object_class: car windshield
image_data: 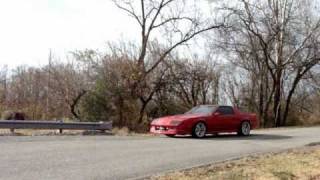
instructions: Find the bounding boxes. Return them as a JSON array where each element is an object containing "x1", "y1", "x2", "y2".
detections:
[{"x1": 185, "y1": 105, "x2": 217, "y2": 115}]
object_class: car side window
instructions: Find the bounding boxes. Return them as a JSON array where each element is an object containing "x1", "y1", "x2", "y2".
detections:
[{"x1": 216, "y1": 106, "x2": 235, "y2": 115}]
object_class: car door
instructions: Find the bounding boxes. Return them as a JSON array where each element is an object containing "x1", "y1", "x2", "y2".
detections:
[
  {"x1": 215, "y1": 106, "x2": 237, "y2": 131},
  {"x1": 206, "y1": 114, "x2": 220, "y2": 133}
]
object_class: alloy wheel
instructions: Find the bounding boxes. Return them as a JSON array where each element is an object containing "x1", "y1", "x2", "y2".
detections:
[
  {"x1": 241, "y1": 121, "x2": 251, "y2": 136},
  {"x1": 194, "y1": 122, "x2": 206, "y2": 138}
]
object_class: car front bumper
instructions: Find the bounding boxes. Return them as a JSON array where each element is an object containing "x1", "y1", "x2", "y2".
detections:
[{"x1": 150, "y1": 125, "x2": 188, "y2": 135}]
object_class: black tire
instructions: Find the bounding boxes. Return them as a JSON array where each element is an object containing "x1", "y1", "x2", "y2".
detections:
[
  {"x1": 192, "y1": 122, "x2": 207, "y2": 138},
  {"x1": 165, "y1": 134, "x2": 175, "y2": 138},
  {"x1": 238, "y1": 121, "x2": 251, "y2": 136}
]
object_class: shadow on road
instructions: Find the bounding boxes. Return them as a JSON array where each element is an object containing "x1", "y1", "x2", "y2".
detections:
[{"x1": 173, "y1": 133, "x2": 292, "y2": 141}]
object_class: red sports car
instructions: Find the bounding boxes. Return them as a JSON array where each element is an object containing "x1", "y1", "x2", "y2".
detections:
[{"x1": 150, "y1": 105, "x2": 259, "y2": 138}]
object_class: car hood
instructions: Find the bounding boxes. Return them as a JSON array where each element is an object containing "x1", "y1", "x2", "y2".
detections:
[{"x1": 151, "y1": 114, "x2": 207, "y2": 126}]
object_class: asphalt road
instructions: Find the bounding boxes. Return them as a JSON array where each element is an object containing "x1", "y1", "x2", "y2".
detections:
[{"x1": 0, "y1": 127, "x2": 320, "y2": 180}]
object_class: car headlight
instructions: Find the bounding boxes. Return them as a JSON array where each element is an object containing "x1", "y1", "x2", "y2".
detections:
[{"x1": 170, "y1": 120, "x2": 182, "y2": 126}]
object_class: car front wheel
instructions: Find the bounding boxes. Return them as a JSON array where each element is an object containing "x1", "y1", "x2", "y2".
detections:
[
  {"x1": 238, "y1": 121, "x2": 251, "y2": 136},
  {"x1": 192, "y1": 122, "x2": 207, "y2": 138}
]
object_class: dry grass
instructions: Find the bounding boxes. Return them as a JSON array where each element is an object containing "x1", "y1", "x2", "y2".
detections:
[
  {"x1": 112, "y1": 127, "x2": 131, "y2": 136},
  {"x1": 112, "y1": 127, "x2": 155, "y2": 137},
  {"x1": 151, "y1": 146, "x2": 320, "y2": 180}
]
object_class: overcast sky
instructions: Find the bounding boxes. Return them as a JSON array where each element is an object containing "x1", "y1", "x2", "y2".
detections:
[{"x1": 0, "y1": 0, "x2": 142, "y2": 68}]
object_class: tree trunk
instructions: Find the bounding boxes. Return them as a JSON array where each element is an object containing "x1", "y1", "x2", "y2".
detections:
[
  {"x1": 118, "y1": 95, "x2": 124, "y2": 127},
  {"x1": 70, "y1": 90, "x2": 87, "y2": 120},
  {"x1": 263, "y1": 80, "x2": 275, "y2": 127},
  {"x1": 138, "y1": 101, "x2": 148, "y2": 125},
  {"x1": 273, "y1": 74, "x2": 282, "y2": 127},
  {"x1": 282, "y1": 70, "x2": 304, "y2": 126},
  {"x1": 282, "y1": 86, "x2": 295, "y2": 126},
  {"x1": 258, "y1": 79, "x2": 264, "y2": 126}
]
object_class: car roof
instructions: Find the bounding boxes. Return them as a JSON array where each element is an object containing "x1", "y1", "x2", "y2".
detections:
[
  {"x1": 197, "y1": 105, "x2": 232, "y2": 107},
  {"x1": 197, "y1": 105, "x2": 218, "y2": 107}
]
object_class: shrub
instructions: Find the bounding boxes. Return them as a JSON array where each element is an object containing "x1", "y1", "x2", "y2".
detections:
[{"x1": 1, "y1": 111, "x2": 26, "y2": 120}]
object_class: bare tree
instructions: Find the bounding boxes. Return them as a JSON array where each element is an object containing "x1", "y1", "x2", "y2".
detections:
[
  {"x1": 165, "y1": 56, "x2": 221, "y2": 107},
  {"x1": 49, "y1": 60, "x2": 89, "y2": 120},
  {"x1": 113, "y1": 0, "x2": 225, "y2": 123},
  {"x1": 0, "y1": 66, "x2": 8, "y2": 109},
  {"x1": 4, "y1": 66, "x2": 47, "y2": 119},
  {"x1": 218, "y1": 0, "x2": 320, "y2": 126}
]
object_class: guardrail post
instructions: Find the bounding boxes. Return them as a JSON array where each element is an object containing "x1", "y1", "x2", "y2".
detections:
[{"x1": 59, "y1": 120, "x2": 63, "y2": 134}]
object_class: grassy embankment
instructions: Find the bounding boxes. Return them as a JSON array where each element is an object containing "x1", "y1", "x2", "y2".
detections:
[{"x1": 152, "y1": 145, "x2": 320, "y2": 180}]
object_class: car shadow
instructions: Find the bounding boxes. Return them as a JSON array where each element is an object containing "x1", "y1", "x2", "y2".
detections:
[{"x1": 173, "y1": 133, "x2": 292, "y2": 141}]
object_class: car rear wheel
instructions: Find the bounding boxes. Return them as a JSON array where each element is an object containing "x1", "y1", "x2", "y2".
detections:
[
  {"x1": 192, "y1": 122, "x2": 207, "y2": 138},
  {"x1": 238, "y1": 121, "x2": 251, "y2": 136}
]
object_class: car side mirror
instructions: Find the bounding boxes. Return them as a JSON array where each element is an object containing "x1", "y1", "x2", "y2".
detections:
[{"x1": 213, "y1": 112, "x2": 221, "y2": 116}]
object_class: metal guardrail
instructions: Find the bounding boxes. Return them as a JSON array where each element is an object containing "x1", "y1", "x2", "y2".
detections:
[{"x1": 0, "y1": 120, "x2": 112, "y2": 133}]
